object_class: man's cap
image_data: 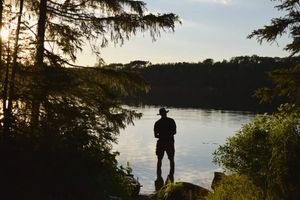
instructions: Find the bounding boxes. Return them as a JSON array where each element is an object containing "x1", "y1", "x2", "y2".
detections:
[{"x1": 158, "y1": 108, "x2": 169, "y2": 115}]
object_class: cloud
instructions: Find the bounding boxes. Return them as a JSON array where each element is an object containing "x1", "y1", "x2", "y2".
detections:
[
  {"x1": 191, "y1": 0, "x2": 234, "y2": 5},
  {"x1": 217, "y1": 0, "x2": 233, "y2": 4}
]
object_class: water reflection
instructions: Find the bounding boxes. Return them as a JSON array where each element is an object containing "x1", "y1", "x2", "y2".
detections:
[{"x1": 113, "y1": 106, "x2": 255, "y2": 194}]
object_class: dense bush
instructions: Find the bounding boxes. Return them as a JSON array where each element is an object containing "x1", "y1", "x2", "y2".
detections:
[
  {"x1": 214, "y1": 104, "x2": 300, "y2": 199},
  {"x1": 0, "y1": 129, "x2": 133, "y2": 200},
  {"x1": 0, "y1": 66, "x2": 147, "y2": 200},
  {"x1": 205, "y1": 174, "x2": 263, "y2": 200}
]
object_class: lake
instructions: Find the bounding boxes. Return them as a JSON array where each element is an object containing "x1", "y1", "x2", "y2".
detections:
[{"x1": 113, "y1": 106, "x2": 256, "y2": 194}]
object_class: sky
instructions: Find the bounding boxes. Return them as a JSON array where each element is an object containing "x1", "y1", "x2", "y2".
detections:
[{"x1": 76, "y1": 0, "x2": 291, "y2": 66}]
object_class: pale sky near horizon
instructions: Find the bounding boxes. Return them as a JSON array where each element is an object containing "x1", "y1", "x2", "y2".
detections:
[{"x1": 76, "y1": 0, "x2": 291, "y2": 66}]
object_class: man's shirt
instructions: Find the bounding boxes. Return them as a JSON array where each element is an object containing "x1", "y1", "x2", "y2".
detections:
[{"x1": 154, "y1": 117, "x2": 176, "y2": 141}]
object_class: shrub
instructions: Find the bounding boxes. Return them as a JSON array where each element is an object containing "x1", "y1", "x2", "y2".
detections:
[
  {"x1": 205, "y1": 174, "x2": 263, "y2": 200},
  {"x1": 214, "y1": 104, "x2": 300, "y2": 199}
]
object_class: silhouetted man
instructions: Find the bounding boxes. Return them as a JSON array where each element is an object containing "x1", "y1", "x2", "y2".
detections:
[{"x1": 154, "y1": 108, "x2": 176, "y2": 187}]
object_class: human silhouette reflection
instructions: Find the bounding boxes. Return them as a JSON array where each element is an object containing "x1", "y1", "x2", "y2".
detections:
[{"x1": 154, "y1": 108, "x2": 176, "y2": 190}]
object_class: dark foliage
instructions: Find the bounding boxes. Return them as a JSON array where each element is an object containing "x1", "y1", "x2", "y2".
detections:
[
  {"x1": 248, "y1": 0, "x2": 300, "y2": 106},
  {"x1": 248, "y1": 0, "x2": 300, "y2": 56},
  {"x1": 0, "y1": 132, "x2": 132, "y2": 200},
  {"x1": 119, "y1": 56, "x2": 300, "y2": 112},
  {"x1": 214, "y1": 104, "x2": 300, "y2": 199},
  {"x1": 0, "y1": 65, "x2": 148, "y2": 199},
  {"x1": 0, "y1": 1, "x2": 179, "y2": 198}
]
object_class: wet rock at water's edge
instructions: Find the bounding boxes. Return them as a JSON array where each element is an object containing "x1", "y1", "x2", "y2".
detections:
[{"x1": 135, "y1": 171, "x2": 226, "y2": 200}]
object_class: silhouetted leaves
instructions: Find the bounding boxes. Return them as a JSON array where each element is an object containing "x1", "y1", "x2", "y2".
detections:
[
  {"x1": 248, "y1": 0, "x2": 300, "y2": 106},
  {"x1": 214, "y1": 104, "x2": 300, "y2": 199},
  {"x1": 0, "y1": 1, "x2": 179, "y2": 198}
]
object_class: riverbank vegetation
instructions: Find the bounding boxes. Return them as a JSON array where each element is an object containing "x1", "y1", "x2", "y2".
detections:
[
  {"x1": 206, "y1": 174, "x2": 264, "y2": 200},
  {"x1": 209, "y1": 1, "x2": 300, "y2": 199},
  {"x1": 0, "y1": 0, "x2": 179, "y2": 199},
  {"x1": 1, "y1": 0, "x2": 300, "y2": 199},
  {"x1": 213, "y1": 104, "x2": 300, "y2": 199}
]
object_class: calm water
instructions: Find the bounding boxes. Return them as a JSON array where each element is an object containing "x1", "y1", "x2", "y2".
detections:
[{"x1": 113, "y1": 106, "x2": 255, "y2": 194}]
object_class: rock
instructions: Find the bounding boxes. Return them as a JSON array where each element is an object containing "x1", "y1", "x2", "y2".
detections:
[
  {"x1": 133, "y1": 194, "x2": 152, "y2": 200},
  {"x1": 211, "y1": 172, "x2": 226, "y2": 190},
  {"x1": 125, "y1": 174, "x2": 142, "y2": 197},
  {"x1": 151, "y1": 182, "x2": 211, "y2": 200}
]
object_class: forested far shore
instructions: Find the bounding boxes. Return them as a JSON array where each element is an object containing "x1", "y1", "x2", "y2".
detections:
[{"x1": 106, "y1": 55, "x2": 300, "y2": 112}]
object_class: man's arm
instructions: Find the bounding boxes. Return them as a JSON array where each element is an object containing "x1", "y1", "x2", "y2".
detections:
[
  {"x1": 154, "y1": 122, "x2": 159, "y2": 138},
  {"x1": 172, "y1": 119, "x2": 176, "y2": 135}
]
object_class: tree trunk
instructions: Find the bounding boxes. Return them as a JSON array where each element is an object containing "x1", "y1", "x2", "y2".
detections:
[
  {"x1": 4, "y1": 0, "x2": 24, "y2": 134},
  {"x1": 0, "y1": 0, "x2": 4, "y2": 134},
  {"x1": 31, "y1": 0, "x2": 47, "y2": 131},
  {"x1": 35, "y1": 0, "x2": 47, "y2": 66},
  {"x1": 2, "y1": 38, "x2": 11, "y2": 136},
  {"x1": 2, "y1": 7, "x2": 12, "y2": 136},
  {"x1": 0, "y1": 0, "x2": 3, "y2": 71}
]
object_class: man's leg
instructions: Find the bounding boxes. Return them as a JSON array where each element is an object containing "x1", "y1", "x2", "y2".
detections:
[
  {"x1": 156, "y1": 140, "x2": 163, "y2": 178},
  {"x1": 166, "y1": 141, "x2": 175, "y2": 183},
  {"x1": 157, "y1": 158, "x2": 162, "y2": 177},
  {"x1": 155, "y1": 158, "x2": 164, "y2": 191},
  {"x1": 169, "y1": 158, "x2": 174, "y2": 176},
  {"x1": 155, "y1": 141, "x2": 165, "y2": 190},
  {"x1": 165, "y1": 158, "x2": 174, "y2": 183}
]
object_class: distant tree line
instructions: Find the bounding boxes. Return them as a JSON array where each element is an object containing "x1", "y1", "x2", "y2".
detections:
[{"x1": 109, "y1": 56, "x2": 300, "y2": 112}]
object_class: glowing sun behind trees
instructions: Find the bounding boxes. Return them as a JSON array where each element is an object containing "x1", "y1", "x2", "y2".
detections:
[{"x1": 0, "y1": 27, "x2": 8, "y2": 40}]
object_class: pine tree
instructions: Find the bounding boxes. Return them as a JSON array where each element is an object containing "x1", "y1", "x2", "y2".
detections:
[
  {"x1": 248, "y1": 0, "x2": 300, "y2": 105},
  {"x1": 0, "y1": 1, "x2": 179, "y2": 199}
]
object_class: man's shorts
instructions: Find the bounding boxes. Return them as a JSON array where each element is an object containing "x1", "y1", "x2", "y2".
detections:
[{"x1": 156, "y1": 140, "x2": 175, "y2": 160}]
